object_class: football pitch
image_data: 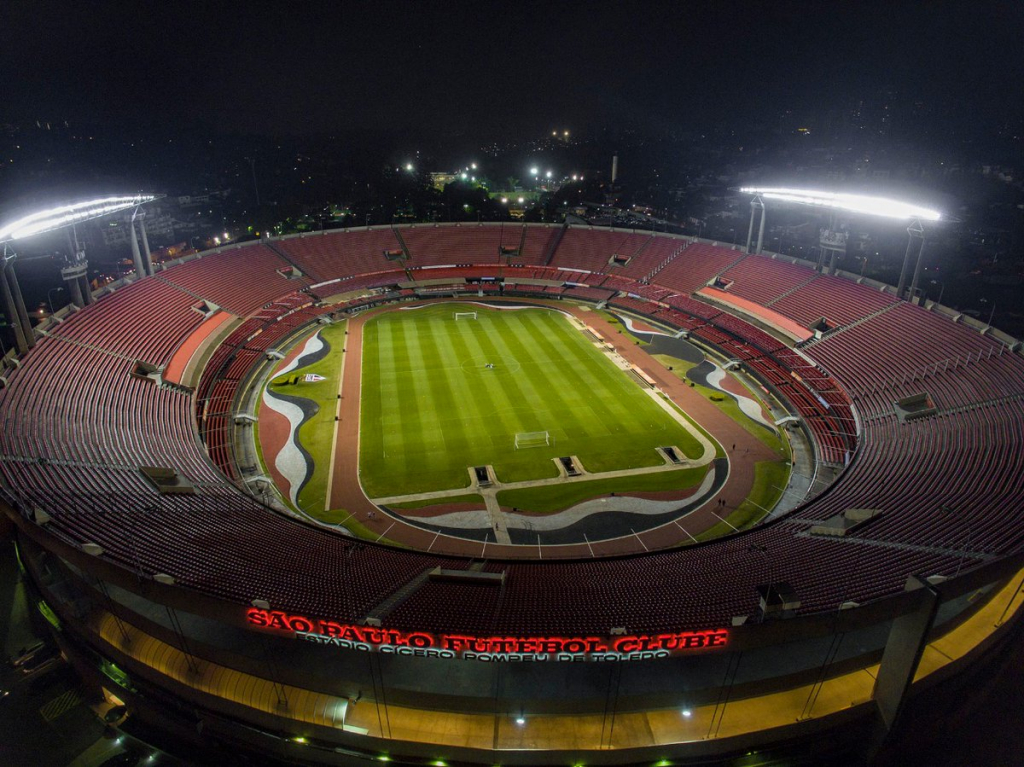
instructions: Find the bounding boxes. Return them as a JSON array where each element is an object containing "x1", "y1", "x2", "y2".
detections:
[{"x1": 358, "y1": 303, "x2": 707, "y2": 497}]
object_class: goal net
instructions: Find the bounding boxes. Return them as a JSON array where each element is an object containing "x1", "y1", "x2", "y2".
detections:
[
  {"x1": 454, "y1": 311, "x2": 478, "y2": 320},
  {"x1": 514, "y1": 431, "x2": 550, "y2": 449}
]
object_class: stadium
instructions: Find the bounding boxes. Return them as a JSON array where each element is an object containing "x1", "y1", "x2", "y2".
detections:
[{"x1": 2, "y1": 208, "x2": 1024, "y2": 765}]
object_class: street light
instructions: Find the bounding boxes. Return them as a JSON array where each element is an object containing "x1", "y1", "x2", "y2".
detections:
[{"x1": 47, "y1": 287, "x2": 64, "y2": 315}]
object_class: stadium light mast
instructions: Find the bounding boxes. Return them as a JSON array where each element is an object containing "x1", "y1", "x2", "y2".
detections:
[
  {"x1": 739, "y1": 187, "x2": 942, "y2": 299},
  {"x1": 0, "y1": 194, "x2": 161, "y2": 354}
]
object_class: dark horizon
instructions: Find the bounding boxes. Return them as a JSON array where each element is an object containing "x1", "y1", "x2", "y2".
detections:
[{"x1": 2, "y1": 0, "x2": 1023, "y2": 142}]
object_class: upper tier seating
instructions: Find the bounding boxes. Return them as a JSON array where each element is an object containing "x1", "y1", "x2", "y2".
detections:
[{"x1": 161, "y1": 246, "x2": 313, "y2": 316}]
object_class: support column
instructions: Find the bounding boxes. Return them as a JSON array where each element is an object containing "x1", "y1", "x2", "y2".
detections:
[
  {"x1": 908, "y1": 232, "x2": 927, "y2": 303},
  {"x1": 128, "y1": 219, "x2": 145, "y2": 278},
  {"x1": 756, "y1": 204, "x2": 767, "y2": 254},
  {"x1": 66, "y1": 275, "x2": 84, "y2": 308},
  {"x1": 1, "y1": 266, "x2": 29, "y2": 355},
  {"x1": 138, "y1": 216, "x2": 154, "y2": 276},
  {"x1": 745, "y1": 201, "x2": 757, "y2": 253},
  {"x1": 79, "y1": 272, "x2": 95, "y2": 305},
  {"x1": 896, "y1": 219, "x2": 923, "y2": 300},
  {"x1": 5, "y1": 262, "x2": 35, "y2": 349},
  {"x1": 871, "y1": 576, "x2": 940, "y2": 743}
]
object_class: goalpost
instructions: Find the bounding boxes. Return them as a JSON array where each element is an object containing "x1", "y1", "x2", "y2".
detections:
[
  {"x1": 454, "y1": 311, "x2": 478, "y2": 320},
  {"x1": 514, "y1": 431, "x2": 551, "y2": 449}
]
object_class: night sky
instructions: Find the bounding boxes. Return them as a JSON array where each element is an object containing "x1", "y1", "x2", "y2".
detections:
[{"x1": 3, "y1": 0, "x2": 1023, "y2": 138}]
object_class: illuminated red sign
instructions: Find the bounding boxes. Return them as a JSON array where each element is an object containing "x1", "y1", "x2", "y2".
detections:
[{"x1": 246, "y1": 608, "x2": 728, "y2": 662}]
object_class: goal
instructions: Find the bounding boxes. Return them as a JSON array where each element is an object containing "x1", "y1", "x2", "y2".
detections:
[
  {"x1": 514, "y1": 431, "x2": 551, "y2": 449},
  {"x1": 454, "y1": 311, "x2": 477, "y2": 320}
]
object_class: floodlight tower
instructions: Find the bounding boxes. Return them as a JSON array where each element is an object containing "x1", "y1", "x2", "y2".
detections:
[
  {"x1": 739, "y1": 187, "x2": 942, "y2": 297},
  {"x1": 0, "y1": 194, "x2": 161, "y2": 355}
]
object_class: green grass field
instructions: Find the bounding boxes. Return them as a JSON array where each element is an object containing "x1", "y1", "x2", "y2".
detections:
[{"x1": 359, "y1": 303, "x2": 709, "y2": 497}]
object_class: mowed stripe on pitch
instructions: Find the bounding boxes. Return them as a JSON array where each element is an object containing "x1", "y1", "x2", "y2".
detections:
[{"x1": 518, "y1": 312, "x2": 636, "y2": 436}]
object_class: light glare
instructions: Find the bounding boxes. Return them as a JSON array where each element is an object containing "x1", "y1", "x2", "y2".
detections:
[
  {"x1": 0, "y1": 194, "x2": 159, "y2": 242},
  {"x1": 740, "y1": 187, "x2": 940, "y2": 221}
]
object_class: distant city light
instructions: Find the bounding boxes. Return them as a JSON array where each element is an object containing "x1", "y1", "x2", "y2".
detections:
[
  {"x1": 470, "y1": 163, "x2": 477, "y2": 170},
  {"x1": 564, "y1": 130, "x2": 570, "y2": 136},
  {"x1": 0, "y1": 194, "x2": 160, "y2": 242},
  {"x1": 461, "y1": 173, "x2": 468, "y2": 180},
  {"x1": 501, "y1": 197, "x2": 508, "y2": 203},
  {"x1": 739, "y1": 187, "x2": 941, "y2": 221},
  {"x1": 545, "y1": 170, "x2": 553, "y2": 178},
  {"x1": 517, "y1": 197, "x2": 525, "y2": 203},
  {"x1": 530, "y1": 166, "x2": 539, "y2": 175},
  {"x1": 405, "y1": 163, "x2": 414, "y2": 171}
]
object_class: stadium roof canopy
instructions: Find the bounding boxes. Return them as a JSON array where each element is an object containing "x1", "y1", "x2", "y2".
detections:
[
  {"x1": 0, "y1": 194, "x2": 161, "y2": 244},
  {"x1": 739, "y1": 187, "x2": 941, "y2": 221}
]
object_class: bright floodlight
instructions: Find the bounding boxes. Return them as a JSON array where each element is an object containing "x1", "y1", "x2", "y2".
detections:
[
  {"x1": 739, "y1": 187, "x2": 941, "y2": 221},
  {"x1": 0, "y1": 194, "x2": 160, "y2": 242}
]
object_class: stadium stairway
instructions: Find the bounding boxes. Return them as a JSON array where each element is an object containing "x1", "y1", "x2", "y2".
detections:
[
  {"x1": 392, "y1": 226, "x2": 412, "y2": 260},
  {"x1": 541, "y1": 222, "x2": 569, "y2": 265},
  {"x1": 766, "y1": 272, "x2": 822, "y2": 306},
  {"x1": 642, "y1": 241, "x2": 687, "y2": 284},
  {"x1": 801, "y1": 299, "x2": 903, "y2": 348},
  {"x1": 263, "y1": 240, "x2": 317, "y2": 282},
  {"x1": 362, "y1": 569, "x2": 433, "y2": 623},
  {"x1": 153, "y1": 274, "x2": 209, "y2": 304}
]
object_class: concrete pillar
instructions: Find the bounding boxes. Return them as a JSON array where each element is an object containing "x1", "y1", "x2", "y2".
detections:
[
  {"x1": 746, "y1": 202, "x2": 757, "y2": 253},
  {"x1": 66, "y1": 275, "x2": 84, "y2": 308},
  {"x1": 828, "y1": 248, "x2": 838, "y2": 275},
  {"x1": 1, "y1": 266, "x2": 29, "y2": 355},
  {"x1": 5, "y1": 263, "x2": 35, "y2": 349},
  {"x1": 872, "y1": 576, "x2": 939, "y2": 734},
  {"x1": 128, "y1": 219, "x2": 145, "y2": 278},
  {"x1": 756, "y1": 205, "x2": 767, "y2": 254},
  {"x1": 138, "y1": 216, "x2": 154, "y2": 276},
  {"x1": 908, "y1": 238, "x2": 927, "y2": 303},
  {"x1": 80, "y1": 273, "x2": 94, "y2": 305},
  {"x1": 896, "y1": 240, "x2": 913, "y2": 298},
  {"x1": 896, "y1": 220, "x2": 922, "y2": 300}
]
